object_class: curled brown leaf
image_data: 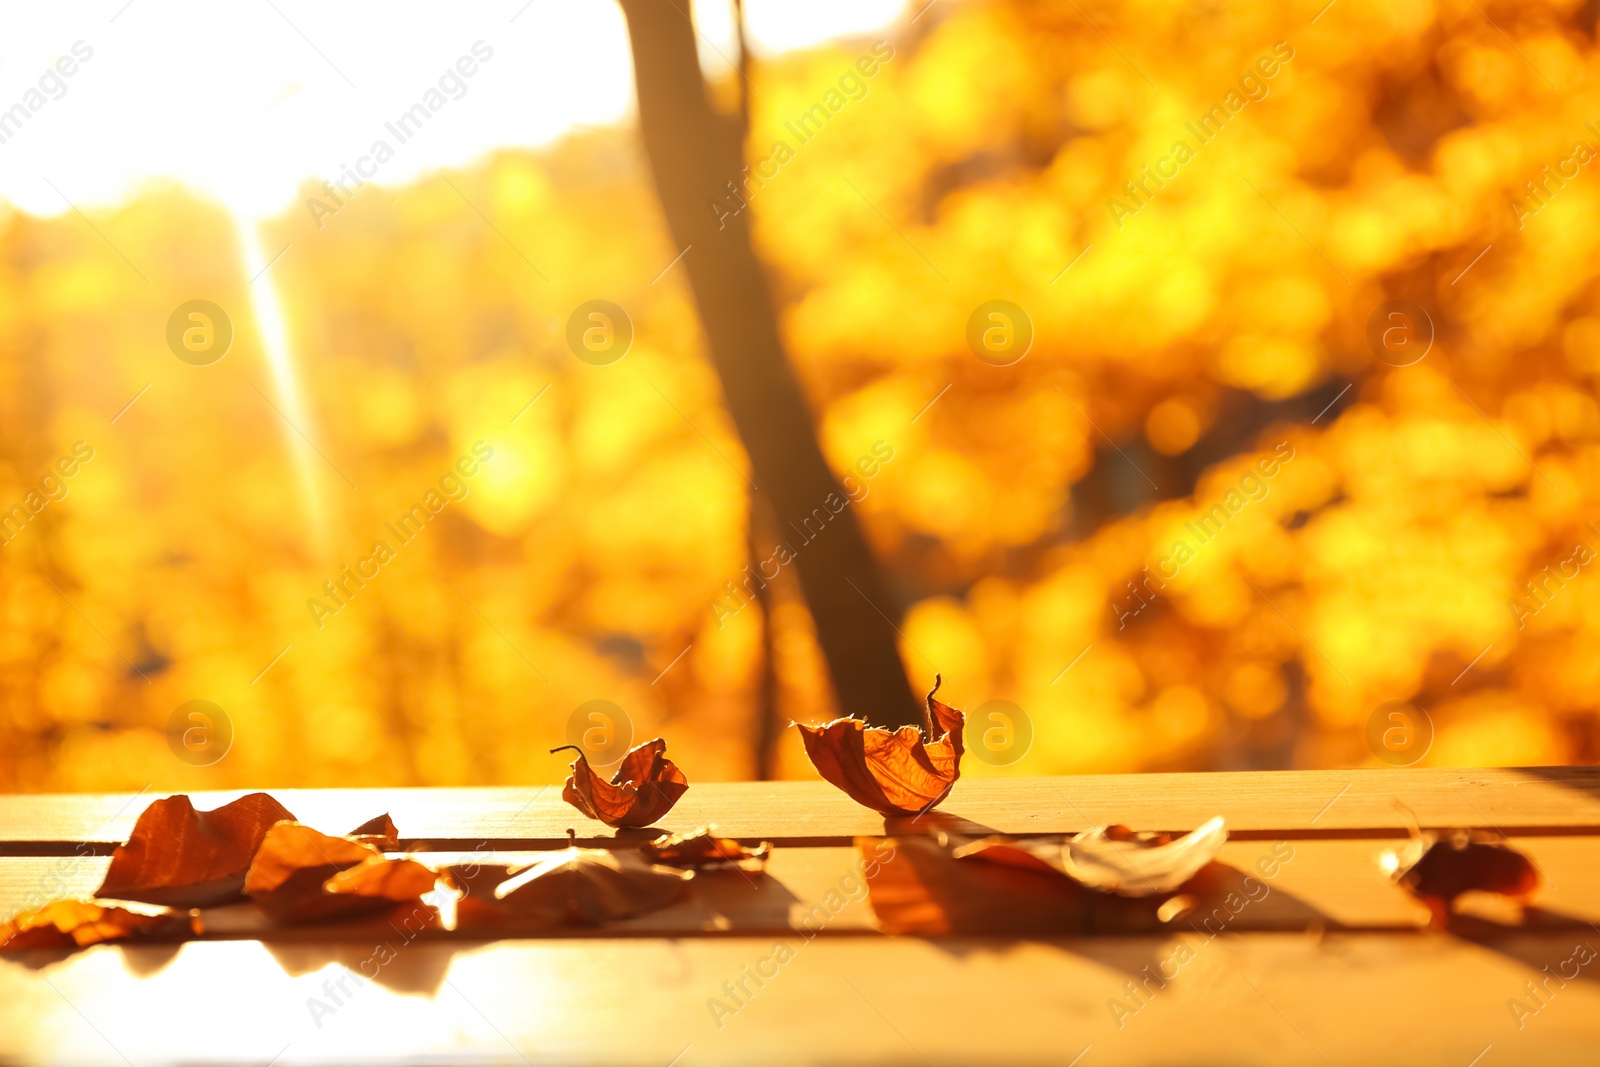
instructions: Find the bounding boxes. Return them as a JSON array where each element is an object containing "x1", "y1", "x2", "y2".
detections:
[
  {"x1": 796, "y1": 677, "x2": 965, "y2": 816},
  {"x1": 1383, "y1": 830, "x2": 1540, "y2": 928},
  {"x1": 96, "y1": 792, "x2": 296, "y2": 908},
  {"x1": 555, "y1": 738, "x2": 689, "y2": 828},
  {"x1": 642, "y1": 826, "x2": 770, "y2": 869},
  {"x1": 949, "y1": 818, "x2": 1228, "y2": 896},
  {"x1": 348, "y1": 813, "x2": 400, "y2": 849},
  {"x1": 1062, "y1": 817, "x2": 1229, "y2": 896}
]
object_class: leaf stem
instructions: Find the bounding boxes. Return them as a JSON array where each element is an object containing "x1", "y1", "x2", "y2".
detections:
[{"x1": 922, "y1": 674, "x2": 943, "y2": 739}]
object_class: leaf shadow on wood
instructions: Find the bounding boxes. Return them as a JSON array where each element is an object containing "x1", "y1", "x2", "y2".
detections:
[
  {"x1": 254, "y1": 900, "x2": 454, "y2": 997},
  {"x1": 576, "y1": 870, "x2": 800, "y2": 934},
  {"x1": 265, "y1": 937, "x2": 458, "y2": 999},
  {"x1": 648, "y1": 867, "x2": 798, "y2": 934},
  {"x1": 0, "y1": 938, "x2": 188, "y2": 977},
  {"x1": 1520, "y1": 768, "x2": 1600, "y2": 814},
  {"x1": 118, "y1": 942, "x2": 185, "y2": 978},
  {"x1": 864, "y1": 834, "x2": 1338, "y2": 981},
  {"x1": 1448, "y1": 908, "x2": 1600, "y2": 986}
]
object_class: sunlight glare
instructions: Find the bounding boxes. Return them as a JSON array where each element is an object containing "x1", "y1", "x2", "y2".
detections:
[{"x1": 235, "y1": 210, "x2": 331, "y2": 558}]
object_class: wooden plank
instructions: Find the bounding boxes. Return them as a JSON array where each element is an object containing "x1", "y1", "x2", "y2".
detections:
[
  {"x1": 3, "y1": 837, "x2": 1596, "y2": 938},
  {"x1": 1, "y1": 932, "x2": 1595, "y2": 1065},
  {"x1": 1, "y1": 776, "x2": 1595, "y2": 1064},
  {"x1": 1, "y1": 767, "x2": 1597, "y2": 847}
]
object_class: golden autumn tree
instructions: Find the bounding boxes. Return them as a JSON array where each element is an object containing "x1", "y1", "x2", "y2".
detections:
[{"x1": 1, "y1": 0, "x2": 1599, "y2": 791}]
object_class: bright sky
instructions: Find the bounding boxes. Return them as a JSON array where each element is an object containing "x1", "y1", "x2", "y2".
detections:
[{"x1": 0, "y1": 0, "x2": 908, "y2": 219}]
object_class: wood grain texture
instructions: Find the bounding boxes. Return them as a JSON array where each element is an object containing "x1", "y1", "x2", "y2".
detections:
[
  {"x1": 2, "y1": 767, "x2": 1596, "y2": 847},
  {"x1": 1, "y1": 773, "x2": 1596, "y2": 1065},
  {"x1": 2, "y1": 933, "x2": 1596, "y2": 1065}
]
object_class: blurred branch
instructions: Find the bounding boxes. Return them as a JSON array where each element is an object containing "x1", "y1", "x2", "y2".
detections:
[
  {"x1": 733, "y1": 0, "x2": 751, "y2": 139},
  {"x1": 616, "y1": 0, "x2": 923, "y2": 730},
  {"x1": 1065, "y1": 379, "x2": 1352, "y2": 541}
]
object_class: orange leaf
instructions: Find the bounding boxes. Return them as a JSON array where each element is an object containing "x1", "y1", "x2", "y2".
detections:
[
  {"x1": 244, "y1": 822, "x2": 437, "y2": 923},
  {"x1": 555, "y1": 738, "x2": 689, "y2": 828},
  {"x1": 324, "y1": 858, "x2": 438, "y2": 905},
  {"x1": 1, "y1": 900, "x2": 198, "y2": 951},
  {"x1": 641, "y1": 826, "x2": 770, "y2": 869},
  {"x1": 1383, "y1": 830, "x2": 1540, "y2": 929},
  {"x1": 796, "y1": 678, "x2": 965, "y2": 816},
  {"x1": 348, "y1": 813, "x2": 400, "y2": 849},
  {"x1": 96, "y1": 793, "x2": 296, "y2": 908}
]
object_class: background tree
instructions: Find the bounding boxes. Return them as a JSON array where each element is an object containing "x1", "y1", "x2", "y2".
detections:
[
  {"x1": 2, "y1": 0, "x2": 1597, "y2": 791},
  {"x1": 616, "y1": 0, "x2": 924, "y2": 731}
]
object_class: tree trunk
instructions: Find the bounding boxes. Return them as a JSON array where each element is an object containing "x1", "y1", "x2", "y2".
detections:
[
  {"x1": 617, "y1": 0, "x2": 922, "y2": 730},
  {"x1": 749, "y1": 491, "x2": 783, "y2": 778}
]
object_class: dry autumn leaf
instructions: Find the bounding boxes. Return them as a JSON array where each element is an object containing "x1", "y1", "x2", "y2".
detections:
[
  {"x1": 796, "y1": 677, "x2": 965, "y2": 816},
  {"x1": 1062, "y1": 817, "x2": 1230, "y2": 896},
  {"x1": 641, "y1": 826, "x2": 770, "y2": 869},
  {"x1": 1, "y1": 900, "x2": 199, "y2": 951},
  {"x1": 861, "y1": 818, "x2": 1228, "y2": 935},
  {"x1": 1382, "y1": 830, "x2": 1540, "y2": 928},
  {"x1": 348, "y1": 813, "x2": 400, "y2": 849},
  {"x1": 555, "y1": 738, "x2": 689, "y2": 828},
  {"x1": 97, "y1": 792, "x2": 296, "y2": 908},
  {"x1": 948, "y1": 818, "x2": 1228, "y2": 896},
  {"x1": 244, "y1": 822, "x2": 437, "y2": 923},
  {"x1": 457, "y1": 833, "x2": 690, "y2": 927},
  {"x1": 323, "y1": 858, "x2": 439, "y2": 908}
]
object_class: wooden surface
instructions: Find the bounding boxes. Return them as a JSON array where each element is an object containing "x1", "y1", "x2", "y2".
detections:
[{"x1": 1, "y1": 768, "x2": 1598, "y2": 1065}]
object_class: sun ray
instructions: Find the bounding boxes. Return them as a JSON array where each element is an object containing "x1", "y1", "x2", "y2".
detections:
[{"x1": 233, "y1": 209, "x2": 330, "y2": 559}]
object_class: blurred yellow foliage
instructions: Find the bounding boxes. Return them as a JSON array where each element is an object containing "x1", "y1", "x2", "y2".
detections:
[{"x1": 3, "y1": 0, "x2": 1600, "y2": 792}]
